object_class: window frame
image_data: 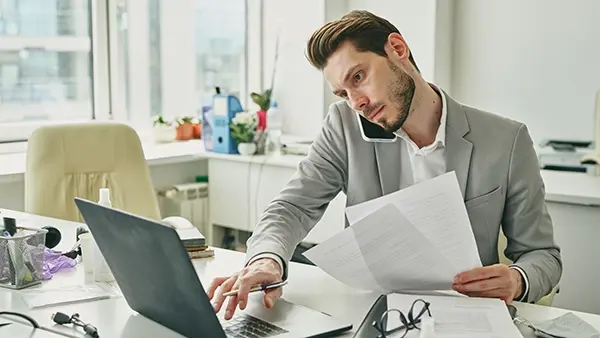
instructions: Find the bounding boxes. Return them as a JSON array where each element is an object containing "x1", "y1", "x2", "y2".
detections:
[
  {"x1": 0, "y1": 0, "x2": 256, "y2": 146},
  {"x1": 0, "y1": 0, "x2": 111, "y2": 145},
  {"x1": 108, "y1": 0, "x2": 254, "y2": 130}
]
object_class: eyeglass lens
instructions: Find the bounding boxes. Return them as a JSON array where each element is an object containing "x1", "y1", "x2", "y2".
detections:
[
  {"x1": 409, "y1": 299, "x2": 430, "y2": 329},
  {"x1": 378, "y1": 309, "x2": 409, "y2": 337}
]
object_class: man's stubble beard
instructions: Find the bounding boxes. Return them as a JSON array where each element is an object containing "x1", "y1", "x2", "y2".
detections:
[{"x1": 381, "y1": 60, "x2": 416, "y2": 133}]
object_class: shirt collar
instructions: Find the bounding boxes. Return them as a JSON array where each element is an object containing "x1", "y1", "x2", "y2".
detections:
[{"x1": 433, "y1": 84, "x2": 448, "y2": 147}]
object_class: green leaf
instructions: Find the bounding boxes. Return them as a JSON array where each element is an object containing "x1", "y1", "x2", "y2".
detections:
[{"x1": 250, "y1": 89, "x2": 272, "y2": 111}]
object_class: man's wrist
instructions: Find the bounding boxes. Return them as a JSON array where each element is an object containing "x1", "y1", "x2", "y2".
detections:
[
  {"x1": 510, "y1": 268, "x2": 523, "y2": 299},
  {"x1": 509, "y1": 265, "x2": 529, "y2": 301},
  {"x1": 247, "y1": 253, "x2": 284, "y2": 279}
]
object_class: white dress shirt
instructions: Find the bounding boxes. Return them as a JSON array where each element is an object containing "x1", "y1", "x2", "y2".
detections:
[
  {"x1": 394, "y1": 89, "x2": 448, "y2": 189},
  {"x1": 250, "y1": 86, "x2": 529, "y2": 301}
]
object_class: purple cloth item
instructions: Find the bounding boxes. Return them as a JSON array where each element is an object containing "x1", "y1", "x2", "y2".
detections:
[{"x1": 42, "y1": 248, "x2": 77, "y2": 280}]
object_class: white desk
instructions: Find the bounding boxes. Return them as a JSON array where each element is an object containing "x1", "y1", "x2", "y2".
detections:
[
  {"x1": 1, "y1": 209, "x2": 600, "y2": 338},
  {"x1": 541, "y1": 170, "x2": 600, "y2": 206},
  {"x1": 1, "y1": 322, "x2": 68, "y2": 337},
  {"x1": 2, "y1": 140, "x2": 600, "y2": 314},
  {"x1": 3, "y1": 139, "x2": 599, "y2": 203}
]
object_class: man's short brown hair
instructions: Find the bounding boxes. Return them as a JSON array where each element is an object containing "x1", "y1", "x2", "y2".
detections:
[{"x1": 306, "y1": 10, "x2": 419, "y2": 72}]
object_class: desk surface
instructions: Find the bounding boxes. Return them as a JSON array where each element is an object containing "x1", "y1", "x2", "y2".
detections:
[
  {"x1": 1, "y1": 208, "x2": 600, "y2": 338},
  {"x1": 0, "y1": 322, "x2": 68, "y2": 337},
  {"x1": 2, "y1": 138, "x2": 599, "y2": 206},
  {"x1": 541, "y1": 170, "x2": 600, "y2": 206}
]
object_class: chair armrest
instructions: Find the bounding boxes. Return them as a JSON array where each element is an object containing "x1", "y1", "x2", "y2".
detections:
[{"x1": 581, "y1": 152, "x2": 600, "y2": 165}]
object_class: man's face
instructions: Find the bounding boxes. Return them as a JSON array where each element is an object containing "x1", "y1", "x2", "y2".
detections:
[{"x1": 323, "y1": 41, "x2": 415, "y2": 133}]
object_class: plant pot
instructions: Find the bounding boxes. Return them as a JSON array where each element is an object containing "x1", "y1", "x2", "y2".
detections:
[
  {"x1": 192, "y1": 123, "x2": 202, "y2": 139},
  {"x1": 237, "y1": 142, "x2": 256, "y2": 156},
  {"x1": 153, "y1": 125, "x2": 176, "y2": 143},
  {"x1": 256, "y1": 110, "x2": 267, "y2": 131},
  {"x1": 176, "y1": 123, "x2": 194, "y2": 140}
]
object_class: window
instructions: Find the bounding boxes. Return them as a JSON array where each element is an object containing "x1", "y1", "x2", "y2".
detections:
[
  {"x1": 194, "y1": 0, "x2": 247, "y2": 114},
  {"x1": 0, "y1": 0, "x2": 249, "y2": 143},
  {"x1": 0, "y1": 0, "x2": 95, "y2": 142},
  {"x1": 109, "y1": 0, "x2": 247, "y2": 125}
]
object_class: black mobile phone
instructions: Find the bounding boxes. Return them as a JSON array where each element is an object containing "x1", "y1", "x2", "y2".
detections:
[{"x1": 356, "y1": 114, "x2": 396, "y2": 142}]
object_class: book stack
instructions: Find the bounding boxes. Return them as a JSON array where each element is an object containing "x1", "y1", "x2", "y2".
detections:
[{"x1": 175, "y1": 227, "x2": 214, "y2": 259}]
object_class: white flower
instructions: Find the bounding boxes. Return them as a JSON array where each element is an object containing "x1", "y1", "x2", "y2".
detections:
[{"x1": 232, "y1": 111, "x2": 257, "y2": 126}]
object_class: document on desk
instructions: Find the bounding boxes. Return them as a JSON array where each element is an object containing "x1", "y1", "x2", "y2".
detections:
[
  {"x1": 302, "y1": 171, "x2": 482, "y2": 293},
  {"x1": 386, "y1": 293, "x2": 524, "y2": 338},
  {"x1": 345, "y1": 171, "x2": 482, "y2": 274}
]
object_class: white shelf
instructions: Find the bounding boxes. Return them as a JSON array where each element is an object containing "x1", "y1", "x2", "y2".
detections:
[{"x1": 2, "y1": 138, "x2": 599, "y2": 207}]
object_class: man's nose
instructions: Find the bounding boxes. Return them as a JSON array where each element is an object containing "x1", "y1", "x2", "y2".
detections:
[{"x1": 349, "y1": 93, "x2": 369, "y2": 113}]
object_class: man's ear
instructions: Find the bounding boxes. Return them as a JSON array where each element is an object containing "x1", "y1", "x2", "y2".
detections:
[{"x1": 385, "y1": 32, "x2": 411, "y2": 62}]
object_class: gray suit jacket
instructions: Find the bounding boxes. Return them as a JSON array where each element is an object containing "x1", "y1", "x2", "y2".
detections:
[{"x1": 246, "y1": 91, "x2": 562, "y2": 304}]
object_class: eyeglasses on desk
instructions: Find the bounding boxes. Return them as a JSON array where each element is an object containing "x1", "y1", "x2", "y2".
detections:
[{"x1": 371, "y1": 298, "x2": 432, "y2": 338}]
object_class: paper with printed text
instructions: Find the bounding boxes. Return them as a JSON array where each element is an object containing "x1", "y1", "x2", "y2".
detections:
[{"x1": 303, "y1": 171, "x2": 482, "y2": 293}]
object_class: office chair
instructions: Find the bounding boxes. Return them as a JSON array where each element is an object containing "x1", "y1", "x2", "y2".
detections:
[
  {"x1": 497, "y1": 229, "x2": 558, "y2": 306},
  {"x1": 25, "y1": 121, "x2": 163, "y2": 223}
]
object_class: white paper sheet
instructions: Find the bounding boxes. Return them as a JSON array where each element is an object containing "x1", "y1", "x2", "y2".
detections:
[
  {"x1": 345, "y1": 171, "x2": 482, "y2": 275},
  {"x1": 303, "y1": 204, "x2": 456, "y2": 293},
  {"x1": 385, "y1": 293, "x2": 524, "y2": 338}
]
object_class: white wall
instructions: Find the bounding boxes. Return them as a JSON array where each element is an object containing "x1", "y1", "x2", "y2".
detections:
[
  {"x1": 272, "y1": 0, "x2": 600, "y2": 145},
  {"x1": 262, "y1": 0, "x2": 330, "y2": 140},
  {"x1": 451, "y1": 0, "x2": 600, "y2": 145},
  {"x1": 346, "y1": 0, "x2": 454, "y2": 89},
  {"x1": 266, "y1": 0, "x2": 455, "y2": 139}
]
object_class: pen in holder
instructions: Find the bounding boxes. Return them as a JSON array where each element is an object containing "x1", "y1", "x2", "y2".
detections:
[{"x1": 0, "y1": 227, "x2": 47, "y2": 289}]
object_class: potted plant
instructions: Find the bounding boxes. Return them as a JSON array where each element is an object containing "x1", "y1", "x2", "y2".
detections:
[
  {"x1": 176, "y1": 116, "x2": 195, "y2": 141},
  {"x1": 192, "y1": 116, "x2": 202, "y2": 139},
  {"x1": 152, "y1": 115, "x2": 175, "y2": 143},
  {"x1": 229, "y1": 112, "x2": 258, "y2": 155}
]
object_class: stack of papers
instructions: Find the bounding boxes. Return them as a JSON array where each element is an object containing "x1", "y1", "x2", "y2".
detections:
[
  {"x1": 303, "y1": 171, "x2": 482, "y2": 293},
  {"x1": 176, "y1": 227, "x2": 206, "y2": 248}
]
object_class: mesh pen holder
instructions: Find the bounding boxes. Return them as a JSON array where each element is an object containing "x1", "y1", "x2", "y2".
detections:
[{"x1": 0, "y1": 227, "x2": 47, "y2": 290}]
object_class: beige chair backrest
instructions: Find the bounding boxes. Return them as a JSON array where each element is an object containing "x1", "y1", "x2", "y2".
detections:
[
  {"x1": 25, "y1": 122, "x2": 161, "y2": 223},
  {"x1": 497, "y1": 230, "x2": 511, "y2": 265}
]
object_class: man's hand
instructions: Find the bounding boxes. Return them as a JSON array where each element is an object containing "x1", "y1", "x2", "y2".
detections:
[
  {"x1": 452, "y1": 264, "x2": 523, "y2": 303},
  {"x1": 207, "y1": 258, "x2": 283, "y2": 320}
]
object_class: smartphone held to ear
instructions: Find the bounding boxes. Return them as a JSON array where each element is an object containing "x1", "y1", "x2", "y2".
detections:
[{"x1": 355, "y1": 113, "x2": 397, "y2": 143}]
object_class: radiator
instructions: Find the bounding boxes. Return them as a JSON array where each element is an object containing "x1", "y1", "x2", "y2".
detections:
[{"x1": 157, "y1": 182, "x2": 209, "y2": 235}]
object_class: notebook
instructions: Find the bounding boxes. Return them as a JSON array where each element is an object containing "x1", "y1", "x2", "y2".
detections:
[{"x1": 176, "y1": 227, "x2": 206, "y2": 248}]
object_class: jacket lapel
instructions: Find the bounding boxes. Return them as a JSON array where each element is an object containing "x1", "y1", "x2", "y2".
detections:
[
  {"x1": 373, "y1": 90, "x2": 472, "y2": 199},
  {"x1": 374, "y1": 141, "x2": 402, "y2": 196},
  {"x1": 444, "y1": 92, "x2": 473, "y2": 199}
]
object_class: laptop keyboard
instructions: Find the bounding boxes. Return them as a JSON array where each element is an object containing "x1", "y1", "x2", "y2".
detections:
[{"x1": 221, "y1": 313, "x2": 288, "y2": 338}]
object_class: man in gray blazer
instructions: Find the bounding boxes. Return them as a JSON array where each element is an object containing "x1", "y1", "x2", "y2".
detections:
[{"x1": 209, "y1": 10, "x2": 562, "y2": 320}]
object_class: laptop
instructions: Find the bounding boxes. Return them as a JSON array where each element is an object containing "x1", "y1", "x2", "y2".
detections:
[
  {"x1": 74, "y1": 198, "x2": 352, "y2": 338},
  {"x1": 352, "y1": 295, "x2": 387, "y2": 338}
]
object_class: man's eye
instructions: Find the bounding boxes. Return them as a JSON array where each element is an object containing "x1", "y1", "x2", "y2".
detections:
[{"x1": 354, "y1": 72, "x2": 363, "y2": 82}]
